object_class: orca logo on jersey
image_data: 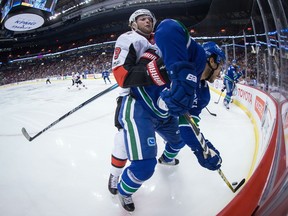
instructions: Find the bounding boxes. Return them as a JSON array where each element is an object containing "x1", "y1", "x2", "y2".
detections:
[
  {"x1": 147, "y1": 137, "x2": 156, "y2": 146},
  {"x1": 114, "y1": 47, "x2": 121, "y2": 60}
]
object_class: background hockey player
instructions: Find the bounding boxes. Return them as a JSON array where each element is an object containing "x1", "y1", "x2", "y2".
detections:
[
  {"x1": 46, "y1": 76, "x2": 51, "y2": 84},
  {"x1": 230, "y1": 65, "x2": 243, "y2": 103},
  {"x1": 68, "y1": 72, "x2": 87, "y2": 89},
  {"x1": 102, "y1": 69, "x2": 112, "y2": 84},
  {"x1": 222, "y1": 59, "x2": 239, "y2": 109}
]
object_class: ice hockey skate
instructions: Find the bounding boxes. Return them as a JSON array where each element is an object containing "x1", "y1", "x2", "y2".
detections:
[
  {"x1": 108, "y1": 174, "x2": 118, "y2": 195},
  {"x1": 158, "y1": 155, "x2": 179, "y2": 166},
  {"x1": 118, "y1": 193, "x2": 135, "y2": 212},
  {"x1": 223, "y1": 100, "x2": 230, "y2": 109}
]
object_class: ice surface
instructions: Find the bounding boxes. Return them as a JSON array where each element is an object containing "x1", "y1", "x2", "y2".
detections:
[{"x1": 0, "y1": 79, "x2": 254, "y2": 216}]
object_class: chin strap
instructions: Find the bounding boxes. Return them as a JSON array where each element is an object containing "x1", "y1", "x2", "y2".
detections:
[
  {"x1": 135, "y1": 29, "x2": 152, "y2": 38},
  {"x1": 205, "y1": 60, "x2": 219, "y2": 81}
]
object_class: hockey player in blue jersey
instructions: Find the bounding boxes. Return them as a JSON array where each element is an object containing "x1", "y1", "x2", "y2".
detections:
[
  {"x1": 231, "y1": 66, "x2": 243, "y2": 103},
  {"x1": 155, "y1": 19, "x2": 225, "y2": 178},
  {"x1": 111, "y1": 11, "x2": 224, "y2": 212},
  {"x1": 222, "y1": 59, "x2": 239, "y2": 109},
  {"x1": 102, "y1": 69, "x2": 111, "y2": 84}
]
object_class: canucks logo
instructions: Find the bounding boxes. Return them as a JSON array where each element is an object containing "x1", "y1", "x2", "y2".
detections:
[{"x1": 147, "y1": 137, "x2": 156, "y2": 146}]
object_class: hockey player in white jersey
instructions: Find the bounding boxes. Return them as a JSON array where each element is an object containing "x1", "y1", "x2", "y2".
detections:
[
  {"x1": 68, "y1": 72, "x2": 87, "y2": 89},
  {"x1": 109, "y1": 9, "x2": 179, "y2": 212}
]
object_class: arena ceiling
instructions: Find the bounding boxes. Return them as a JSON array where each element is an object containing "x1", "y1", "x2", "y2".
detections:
[{"x1": 0, "y1": 0, "x2": 255, "y2": 57}]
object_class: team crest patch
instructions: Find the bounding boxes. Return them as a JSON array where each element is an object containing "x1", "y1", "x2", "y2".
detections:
[
  {"x1": 147, "y1": 137, "x2": 156, "y2": 146},
  {"x1": 114, "y1": 47, "x2": 121, "y2": 60}
]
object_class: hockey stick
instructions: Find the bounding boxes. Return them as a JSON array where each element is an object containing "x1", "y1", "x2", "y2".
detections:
[
  {"x1": 22, "y1": 83, "x2": 119, "y2": 142},
  {"x1": 205, "y1": 107, "x2": 217, "y2": 117},
  {"x1": 217, "y1": 169, "x2": 246, "y2": 193},
  {"x1": 183, "y1": 113, "x2": 245, "y2": 193},
  {"x1": 214, "y1": 91, "x2": 223, "y2": 104}
]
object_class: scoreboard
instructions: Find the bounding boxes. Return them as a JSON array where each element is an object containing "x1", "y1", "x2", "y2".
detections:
[{"x1": 1, "y1": 0, "x2": 58, "y2": 31}]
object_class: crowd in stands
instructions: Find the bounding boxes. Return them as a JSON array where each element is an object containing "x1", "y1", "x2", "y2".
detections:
[
  {"x1": 0, "y1": 37, "x2": 281, "y2": 92},
  {"x1": 2, "y1": 33, "x2": 119, "y2": 63},
  {"x1": 0, "y1": 48, "x2": 113, "y2": 85},
  {"x1": 225, "y1": 45, "x2": 281, "y2": 91}
]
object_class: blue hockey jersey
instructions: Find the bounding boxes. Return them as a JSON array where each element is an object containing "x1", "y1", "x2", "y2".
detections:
[{"x1": 224, "y1": 65, "x2": 238, "y2": 83}]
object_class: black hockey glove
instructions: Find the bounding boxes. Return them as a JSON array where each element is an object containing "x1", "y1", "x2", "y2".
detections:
[{"x1": 139, "y1": 49, "x2": 169, "y2": 86}]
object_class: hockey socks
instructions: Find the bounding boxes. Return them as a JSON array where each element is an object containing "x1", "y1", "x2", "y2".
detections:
[
  {"x1": 118, "y1": 168, "x2": 143, "y2": 197},
  {"x1": 158, "y1": 141, "x2": 183, "y2": 164},
  {"x1": 118, "y1": 159, "x2": 156, "y2": 197}
]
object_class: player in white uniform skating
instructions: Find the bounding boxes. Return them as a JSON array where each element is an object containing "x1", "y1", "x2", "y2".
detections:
[{"x1": 68, "y1": 72, "x2": 87, "y2": 89}]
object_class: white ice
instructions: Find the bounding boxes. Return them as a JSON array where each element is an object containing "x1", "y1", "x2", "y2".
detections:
[{"x1": 0, "y1": 79, "x2": 255, "y2": 216}]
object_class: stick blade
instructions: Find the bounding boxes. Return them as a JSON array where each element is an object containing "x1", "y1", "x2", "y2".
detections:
[
  {"x1": 233, "y1": 178, "x2": 246, "y2": 193},
  {"x1": 21, "y1": 128, "x2": 32, "y2": 141}
]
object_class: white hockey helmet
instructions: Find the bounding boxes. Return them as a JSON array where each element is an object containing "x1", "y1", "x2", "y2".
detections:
[{"x1": 128, "y1": 9, "x2": 157, "y2": 31}]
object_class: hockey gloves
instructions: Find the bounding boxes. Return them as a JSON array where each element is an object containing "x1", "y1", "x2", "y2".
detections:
[
  {"x1": 193, "y1": 139, "x2": 222, "y2": 171},
  {"x1": 161, "y1": 61, "x2": 197, "y2": 116},
  {"x1": 179, "y1": 124, "x2": 222, "y2": 171},
  {"x1": 139, "y1": 49, "x2": 169, "y2": 86}
]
